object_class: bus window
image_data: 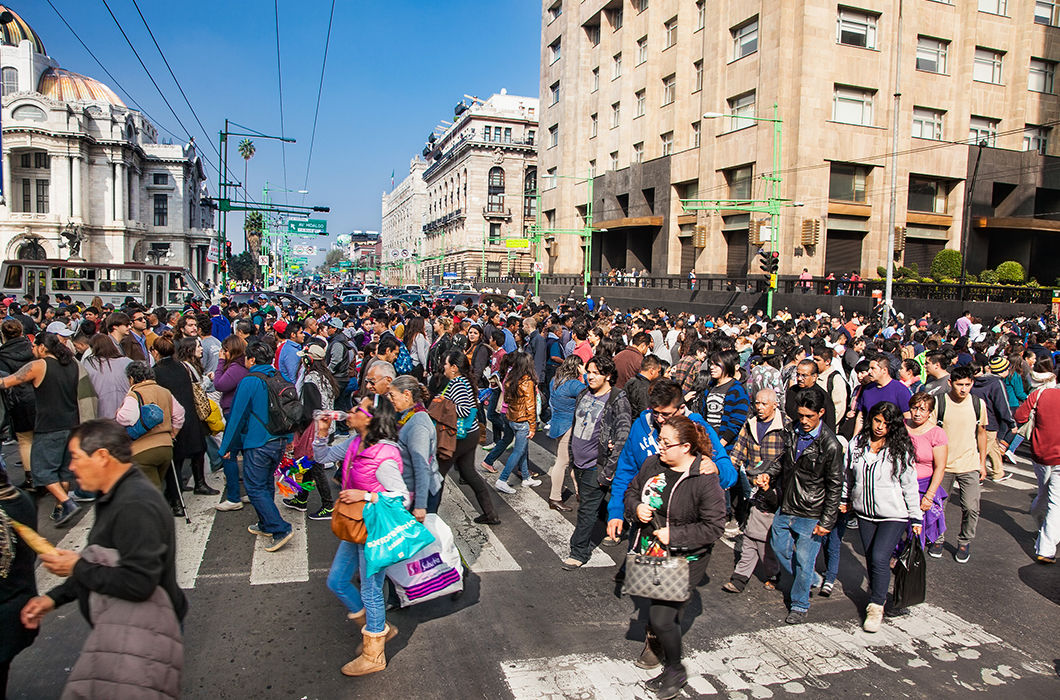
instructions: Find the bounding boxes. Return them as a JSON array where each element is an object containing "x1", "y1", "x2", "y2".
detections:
[
  {"x1": 50, "y1": 267, "x2": 96, "y2": 293},
  {"x1": 2, "y1": 264, "x2": 21, "y2": 289}
]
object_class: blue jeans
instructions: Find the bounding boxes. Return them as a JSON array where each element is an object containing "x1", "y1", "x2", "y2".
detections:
[
  {"x1": 857, "y1": 517, "x2": 906, "y2": 605},
  {"x1": 821, "y1": 513, "x2": 849, "y2": 585},
  {"x1": 206, "y1": 434, "x2": 222, "y2": 472},
  {"x1": 242, "y1": 439, "x2": 291, "y2": 537},
  {"x1": 484, "y1": 415, "x2": 515, "y2": 466},
  {"x1": 221, "y1": 452, "x2": 242, "y2": 503},
  {"x1": 770, "y1": 514, "x2": 824, "y2": 613},
  {"x1": 327, "y1": 540, "x2": 386, "y2": 633},
  {"x1": 498, "y1": 420, "x2": 531, "y2": 481}
]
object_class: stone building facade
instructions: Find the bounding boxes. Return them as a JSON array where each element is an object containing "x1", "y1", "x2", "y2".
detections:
[
  {"x1": 419, "y1": 91, "x2": 538, "y2": 286},
  {"x1": 0, "y1": 5, "x2": 215, "y2": 280},
  {"x1": 539, "y1": 0, "x2": 1060, "y2": 281},
  {"x1": 380, "y1": 156, "x2": 427, "y2": 285}
]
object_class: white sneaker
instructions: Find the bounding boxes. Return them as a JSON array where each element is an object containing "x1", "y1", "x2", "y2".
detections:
[
  {"x1": 493, "y1": 478, "x2": 516, "y2": 494},
  {"x1": 522, "y1": 477, "x2": 542, "y2": 487},
  {"x1": 215, "y1": 500, "x2": 244, "y2": 512}
]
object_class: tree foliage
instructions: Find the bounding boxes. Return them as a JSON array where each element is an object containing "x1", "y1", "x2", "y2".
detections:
[
  {"x1": 929, "y1": 249, "x2": 962, "y2": 281},
  {"x1": 229, "y1": 251, "x2": 258, "y2": 281},
  {"x1": 995, "y1": 260, "x2": 1025, "y2": 284}
]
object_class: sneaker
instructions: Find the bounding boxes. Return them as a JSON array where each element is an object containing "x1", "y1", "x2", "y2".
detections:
[
  {"x1": 723, "y1": 519, "x2": 742, "y2": 537},
  {"x1": 522, "y1": 477, "x2": 542, "y2": 488},
  {"x1": 846, "y1": 517, "x2": 859, "y2": 530},
  {"x1": 991, "y1": 473, "x2": 1012, "y2": 482},
  {"x1": 49, "y1": 504, "x2": 62, "y2": 522},
  {"x1": 819, "y1": 581, "x2": 835, "y2": 597},
  {"x1": 493, "y1": 478, "x2": 516, "y2": 494},
  {"x1": 214, "y1": 500, "x2": 244, "y2": 512},
  {"x1": 955, "y1": 543, "x2": 971, "y2": 563},
  {"x1": 601, "y1": 537, "x2": 624, "y2": 548},
  {"x1": 68, "y1": 490, "x2": 97, "y2": 503},
  {"x1": 560, "y1": 557, "x2": 584, "y2": 570},
  {"x1": 785, "y1": 610, "x2": 807, "y2": 625},
  {"x1": 247, "y1": 523, "x2": 269, "y2": 537},
  {"x1": 928, "y1": 540, "x2": 944, "y2": 558},
  {"x1": 282, "y1": 496, "x2": 308, "y2": 512},
  {"x1": 863, "y1": 602, "x2": 884, "y2": 633},
  {"x1": 54, "y1": 500, "x2": 81, "y2": 528},
  {"x1": 265, "y1": 531, "x2": 294, "y2": 552},
  {"x1": 240, "y1": 494, "x2": 251, "y2": 503},
  {"x1": 308, "y1": 506, "x2": 333, "y2": 520},
  {"x1": 480, "y1": 461, "x2": 498, "y2": 474},
  {"x1": 473, "y1": 514, "x2": 501, "y2": 525}
]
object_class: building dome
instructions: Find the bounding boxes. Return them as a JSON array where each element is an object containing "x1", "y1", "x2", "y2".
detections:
[
  {"x1": 0, "y1": 5, "x2": 45, "y2": 56},
  {"x1": 37, "y1": 67, "x2": 125, "y2": 107}
]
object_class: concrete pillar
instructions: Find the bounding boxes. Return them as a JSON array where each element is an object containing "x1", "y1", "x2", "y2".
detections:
[
  {"x1": 71, "y1": 156, "x2": 83, "y2": 219},
  {"x1": 130, "y1": 169, "x2": 139, "y2": 222},
  {"x1": 105, "y1": 162, "x2": 114, "y2": 222},
  {"x1": 2, "y1": 151, "x2": 11, "y2": 212},
  {"x1": 114, "y1": 161, "x2": 126, "y2": 223}
]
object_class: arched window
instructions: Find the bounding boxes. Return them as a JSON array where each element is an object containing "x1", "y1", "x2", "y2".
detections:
[
  {"x1": 524, "y1": 168, "x2": 537, "y2": 195},
  {"x1": 488, "y1": 167, "x2": 504, "y2": 190},
  {"x1": 487, "y1": 167, "x2": 505, "y2": 213},
  {"x1": 1, "y1": 67, "x2": 18, "y2": 97},
  {"x1": 17, "y1": 240, "x2": 46, "y2": 260}
]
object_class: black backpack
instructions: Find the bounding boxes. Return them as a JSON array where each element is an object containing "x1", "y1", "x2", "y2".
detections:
[
  {"x1": 253, "y1": 372, "x2": 305, "y2": 435},
  {"x1": 936, "y1": 393, "x2": 983, "y2": 442}
]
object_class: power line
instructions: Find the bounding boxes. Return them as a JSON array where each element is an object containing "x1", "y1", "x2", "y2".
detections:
[
  {"x1": 300, "y1": 0, "x2": 336, "y2": 202},
  {"x1": 274, "y1": 0, "x2": 289, "y2": 205}
]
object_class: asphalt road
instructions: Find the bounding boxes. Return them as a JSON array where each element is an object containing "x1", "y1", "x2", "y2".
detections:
[{"x1": 5, "y1": 437, "x2": 1059, "y2": 700}]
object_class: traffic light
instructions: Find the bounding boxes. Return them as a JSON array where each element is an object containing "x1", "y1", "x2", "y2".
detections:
[
  {"x1": 225, "y1": 240, "x2": 232, "y2": 256},
  {"x1": 758, "y1": 250, "x2": 779, "y2": 274}
]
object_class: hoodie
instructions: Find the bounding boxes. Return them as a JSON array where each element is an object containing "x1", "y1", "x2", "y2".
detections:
[
  {"x1": 971, "y1": 374, "x2": 1014, "y2": 434},
  {"x1": 606, "y1": 408, "x2": 737, "y2": 522},
  {"x1": 0, "y1": 336, "x2": 36, "y2": 432}
]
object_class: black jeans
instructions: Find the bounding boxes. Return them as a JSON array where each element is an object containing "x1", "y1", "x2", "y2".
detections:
[
  {"x1": 538, "y1": 379, "x2": 552, "y2": 422},
  {"x1": 569, "y1": 467, "x2": 607, "y2": 563},
  {"x1": 649, "y1": 554, "x2": 711, "y2": 670},
  {"x1": 857, "y1": 517, "x2": 906, "y2": 606},
  {"x1": 297, "y1": 461, "x2": 334, "y2": 508},
  {"x1": 439, "y1": 428, "x2": 498, "y2": 520}
]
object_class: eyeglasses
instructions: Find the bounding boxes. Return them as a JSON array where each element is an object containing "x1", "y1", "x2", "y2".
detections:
[
  {"x1": 658, "y1": 440, "x2": 686, "y2": 451},
  {"x1": 132, "y1": 316, "x2": 145, "y2": 322},
  {"x1": 651, "y1": 408, "x2": 680, "y2": 420}
]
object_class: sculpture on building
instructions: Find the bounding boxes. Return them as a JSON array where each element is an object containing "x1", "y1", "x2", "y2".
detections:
[{"x1": 59, "y1": 224, "x2": 87, "y2": 260}]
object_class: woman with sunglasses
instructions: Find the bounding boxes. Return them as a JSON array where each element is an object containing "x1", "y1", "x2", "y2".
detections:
[
  {"x1": 313, "y1": 395, "x2": 405, "y2": 677},
  {"x1": 623, "y1": 415, "x2": 726, "y2": 700}
]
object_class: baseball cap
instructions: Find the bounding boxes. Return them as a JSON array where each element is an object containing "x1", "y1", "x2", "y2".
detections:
[
  {"x1": 46, "y1": 321, "x2": 73, "y2": 337},
  {"x1": 1, "y1": 297, "x2": 13, "y2": 307},
  {"x1": 328, "y1": 317, "x2": 344, "y2": 329},
  {"x1": 272, "y1": 319, "x2": 288, "y2": 334},
  {"x1": 298, "y1": 343, "x2": 327, "y2": 361}
]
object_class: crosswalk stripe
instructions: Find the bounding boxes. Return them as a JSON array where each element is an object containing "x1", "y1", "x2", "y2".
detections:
[
  {"x1": 438, "y1": 482, "x2": 521, "y2": 573},
  {"x1": 249, "y1": 506, "x2": 308, "y2": 585},
  {"x1": 1000, "y1": 465, "x2": 1037, "y2": 479},
  {"x1": 35, "y1": 509, "x2": 95, "y2": 593},
  {"x1": 174, "y1": 472, "x2": 224, "y2": 589},
  {"x1": 990, "y1": 478, "x2": 1035, "y2": 491}
]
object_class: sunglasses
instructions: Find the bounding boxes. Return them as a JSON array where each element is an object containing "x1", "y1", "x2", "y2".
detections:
[{"x1": 356, "y1": 405, "x2": 373, "y2": 419}]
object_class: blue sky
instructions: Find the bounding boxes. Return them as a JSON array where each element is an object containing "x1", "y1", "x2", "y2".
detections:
[{"x1": 22, "y1": 0, "x2": 541, "y2": 262}]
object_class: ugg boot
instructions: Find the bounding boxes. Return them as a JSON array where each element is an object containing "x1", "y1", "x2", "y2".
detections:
[
  {"x1": 635, "y1": 629, "x2": 664, "y2": 670},
  {"x1": 353, "y1": 623, "x2": 398, "y2": 656},
  {"x1": 863, "y1": 603, "x2": 884, "y2": 633},
  {"x1": 346, "y1": 608, "x2": 366, "y2": 625},
  {"x1": 341, "y1": 624, "x2": 393, "y2": 676}
]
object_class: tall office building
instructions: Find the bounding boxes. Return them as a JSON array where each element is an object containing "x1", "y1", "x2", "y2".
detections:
[
  {"x1": 539, "y1": 0, "x2": 1060, "y2": 283},
  {"x1": 380, "y1": 157, "x2": 427, "y2": 284}
]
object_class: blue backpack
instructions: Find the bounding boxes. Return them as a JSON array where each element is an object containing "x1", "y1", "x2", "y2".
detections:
[{"x1": 394, "y1": 341, "x2": 414, "y2": 375}]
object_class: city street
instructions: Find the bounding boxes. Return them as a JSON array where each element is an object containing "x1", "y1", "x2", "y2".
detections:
[{"x1": 7, "y1": 438, "x2": 1058, "y2": 700}]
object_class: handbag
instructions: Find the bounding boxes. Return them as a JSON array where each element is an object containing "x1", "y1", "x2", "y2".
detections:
[
  {"x1": 622, "y1": 492, "x2": 691, "y2": 603},
  {"x1": 331, "y1": 500, "x2": 367, "y2": 543},
  {"x1": 427, "y1": 395, "x2": 458, "y2": 462},
  {"x1": 126, "y1": 391, "x2": 164, "y2": 441},
  {"x1": 205, "y1": 398, "x2": 225, "y2": 434},
  {"x1": 186, "y1": 365, "x2": 211, "y2": 421}
]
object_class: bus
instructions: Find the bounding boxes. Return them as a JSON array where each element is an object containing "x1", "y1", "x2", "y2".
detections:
[{"x1": 0, "y1": 260, "x2": 209, "y2": 308}]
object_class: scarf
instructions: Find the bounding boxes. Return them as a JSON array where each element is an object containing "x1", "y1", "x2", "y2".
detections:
[{"x1": 398, "y1": 404, "x2": 426, "y2": 427}]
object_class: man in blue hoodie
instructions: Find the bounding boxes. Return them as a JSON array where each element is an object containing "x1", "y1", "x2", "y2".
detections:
[
  {"x1": 606, "y1": 379, "x2": 737, "y2": 542},
  {"x1": 220, "y1": 341, "x2": 294, "y2": 552}
]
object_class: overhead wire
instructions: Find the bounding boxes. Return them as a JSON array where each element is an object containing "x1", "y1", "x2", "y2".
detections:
[
  {"x1": 274, "y1": 0, "x2": 290, "y2": 205},
  {"x1": 300, "y1": 0, "x2": 336, "y2": 204}
]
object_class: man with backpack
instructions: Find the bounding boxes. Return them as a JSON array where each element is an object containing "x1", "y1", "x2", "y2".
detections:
[
  {"x1": 932, "y1": 364, "x2": 988, "y2": 563},
  {"x1": 220, "y1": 341, "x2": 298, "y2": 553},
  {"x1": 326, "y1": 318, "x2": 356, "y2": 408}
]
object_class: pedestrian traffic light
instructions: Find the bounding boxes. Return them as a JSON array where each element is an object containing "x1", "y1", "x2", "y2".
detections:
[{"x1": 758, "y1": 250, "x2": 779, "y2": 274}]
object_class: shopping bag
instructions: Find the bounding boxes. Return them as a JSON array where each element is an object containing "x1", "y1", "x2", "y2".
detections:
[
  {"x1": 363, "y1": 495, "x2": 435, "y2": 578},
  {"x1": 892, "y1": 536, "x2": 927, "y2": 609},
  {"x1": 385, "y1": 514, "x2": 463, "y2": 606}
]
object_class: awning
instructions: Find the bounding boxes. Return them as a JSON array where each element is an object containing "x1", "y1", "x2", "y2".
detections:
[
  {"x1": 721, "y1": 213, "x2": 750, "y2": 232},
  {"x1": 592, "y1": 216, "x2": 664, "y2": 230},
  {"x1": 975, "y1": 216, "x2": 1060, "y2": 232}
]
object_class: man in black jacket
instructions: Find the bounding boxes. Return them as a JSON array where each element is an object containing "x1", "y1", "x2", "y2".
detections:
[
  {"x1": 756, "y1": 388, "x2": 843, "y2": 625},
  {"x1": 624, "y1": 354, "x2": 663, "y2": 418},
  {"x1": 21, "y1": 419, "x2": 188, "y2": 630}
]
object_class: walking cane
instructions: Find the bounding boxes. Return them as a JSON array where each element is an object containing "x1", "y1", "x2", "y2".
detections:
[{"x1": 166, "y1": 461, "x2": 191, "y2": 525}]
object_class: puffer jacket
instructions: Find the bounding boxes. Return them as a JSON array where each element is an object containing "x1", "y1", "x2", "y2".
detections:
[
  {"x1": 568, "y1": 386, "x2": 633, "y2": 485},
  {"x1": 763, "y1": 423, "x2": 844, "y2": 531}
]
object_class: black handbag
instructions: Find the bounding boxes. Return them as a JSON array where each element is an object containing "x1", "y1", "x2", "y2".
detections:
[
  {"x1": 892, "y1": 536, "x2": 927, "y2": 609},
  {"x1": 622, "y1": 481, "x2": 691, "y2": 603}
]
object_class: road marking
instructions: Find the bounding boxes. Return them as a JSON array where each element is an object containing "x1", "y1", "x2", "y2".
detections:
[
  {"x1": 249, "y1": 505, "x2": 308, "y2": 586},
  {"x1": 501, "y1": 604, "x2": 1052, "y2": 698},
  {"x1": 438, "y1": 482, "x2": 521, "y2": 573},
  {"x1": 989, "y1": 478, "x2": 1035, "y2": 491},
  {"x1": 1001, "y1": 465, "x2": 1036, "y2": 479},
  {"x1": 175, "y1": 473, "x2": 224, "y2": 589},
  {"x1": 35, "y1": 509, "x2": 95, "y2": 593}
]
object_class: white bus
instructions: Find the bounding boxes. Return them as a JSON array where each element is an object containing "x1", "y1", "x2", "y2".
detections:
[{"x1": 0, "y1": 259, "x2": 208, "y2": 308}]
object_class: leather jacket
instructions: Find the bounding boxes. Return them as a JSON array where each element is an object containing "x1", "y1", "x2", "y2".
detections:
[{"x1": 763, "y1": 423, "x2": 844, "y2": 531}]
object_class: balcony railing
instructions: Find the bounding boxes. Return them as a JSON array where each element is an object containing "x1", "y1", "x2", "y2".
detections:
[{"x1": 422, "y1": 208, "x2": 464, "y2": 235}]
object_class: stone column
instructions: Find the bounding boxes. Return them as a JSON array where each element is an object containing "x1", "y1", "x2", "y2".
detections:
[
  {"x1": 71, "y1": 155, "x2": 83, "y2": 220},
  {"x1": 130, "y1": 168, "x2": 139, "y2": 222},
  {"x1": 114, "y1": 161, "x2": 126, "y2": 223},
  {"x1": 2, "y1": 151, "x2": 11, "y2": 212}
]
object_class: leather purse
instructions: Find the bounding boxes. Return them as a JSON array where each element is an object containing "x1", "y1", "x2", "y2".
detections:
[
  {"x1": 622, "y1": 474, "x2": 692, "y2": 603},
  {"x1": 331, "y1": 500, "x2": 367, "y2": 543}
]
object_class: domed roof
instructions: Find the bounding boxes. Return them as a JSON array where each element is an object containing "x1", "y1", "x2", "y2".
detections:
[
  {"x1": 0, "y1": 5, "x2": 45, "y2": 56},
  {"x1": 38, "y1": 67, "x2": 125, "y2": 107}
]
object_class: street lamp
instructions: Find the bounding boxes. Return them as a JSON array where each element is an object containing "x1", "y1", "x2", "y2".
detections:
[{"x1": 528, "y1": 171, "x2": 595, "y2": 298}]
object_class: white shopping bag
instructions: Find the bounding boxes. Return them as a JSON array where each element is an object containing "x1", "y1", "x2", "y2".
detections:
[{"x1": 385, "y1": 513, "x2": 463, "y2": 606}]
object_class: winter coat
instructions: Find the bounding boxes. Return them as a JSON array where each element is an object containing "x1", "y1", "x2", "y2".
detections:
[
  {"x1": 568, "y1": 387, "x2": 634, "y2": 485},
  {"x1": 624, "y1": 373, "x2": 651, "y2": 418},
  {"x1": 763, "y1": 424, "x2": 844, "y2": 531},
  {"x1": 842, "y1": 442, "x2": 922, "y2": 523},
  {"x1": 82, "y1": 356, "x2": 133, "y2": 420},
  {"x1": 0, "y1": 336, "x2": 36, "y2": 432},
  {"x1": 1003, "y1": 371, "x2": 1029, "y2": 410},
  {"x1": 0, "y1": 486, "x2": 38, "y2": 665},
  {"x1": 218, "y1": 365, "x2": 289, "y2": 455},
  {"x1": 547, "y1": 378, "x2": 587, "y2": 438},
  {"x1": 153, "y1": 357, "x2": 206, "y2": 460},
  {"x1": 505, "y1": 375, "x2": 537, "y2": 424},
  {"x1": 971, "y1": 373, "x2": 1014, "y2": 434},
  {"x1": 213, "y1": 359, "x2": 249, "y2": 415}
]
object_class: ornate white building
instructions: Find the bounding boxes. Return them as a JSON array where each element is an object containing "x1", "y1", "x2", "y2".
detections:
[
  {"x1": 0, "y1": 5, "x2": 215, "y2": 279},
  {"x1": 380, "y1": 156, "x2": 427, "y2": 285}
]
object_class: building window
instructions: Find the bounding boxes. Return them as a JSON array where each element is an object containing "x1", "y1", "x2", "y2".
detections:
[
  {"x1": 153, "y1": 194, "x2": 168, "y2": 226},
  {"x1": 546, "y1": 167, "x2": 558, "y2": 189},
  {"x1": 550, "y1": 81, "x2": 560, "y2": 105},
  {"x1": 589, "y1": 160, "x2": 597, "y2": 177},
  {"x1": 611, "y1": 101, "x2": 621, "y2": 127},
  {"x1": 728, "y1": 90, "x2": 756, "y2": 131},
  {"x1": 916, "y1": 36, "x2": 949, "y2": 74},
  {"x1": 635, "y1": 0, "x2": 648, "y2": 13},
  {"x1": 590, "y1": 113, "x2": 598, "y2": 137},
  {"x1": 911, "y1": 107, "x2": 944, "y2": 140},
  {"x1": 612, "y1": 52, "x2": 623, "y2": 79},
  {"x1": 732, "y1": 17, "x2": 758, "y2": 60},
  {"x1": 591, "y1": 67, "x2": 599, "y2": 92},
  {"x1": 1, "y1": 67, "x2": 17, "y2": 97},
  {"x1": 908, "y1": 177, "x2": 948, "y2": 213},
  {"x1": 586, "y1": 23, "x2": 601, "y2": 46},
  {"x1": 691, "y1": 121, "x2": 701, "y2": 148},
  {"x1": 977, "y1": 0, "x2": 1007, "y2": 15},
  {"x1": 609, "y1": 6, "x2": 623, "y2": 30},
  {"x1": 527, "y1": 129, "x2": 535, "y2": 144},
  {"x1": 662, "y1": 74, "x2": 676, "y2": 105},
  {"x1": 635, "y1": 90, "x2": 646, "y2": 117},
  {"x1": 973, "y1": 47, "x2": 1004, "y2": 84},
  {"x1": 548, "y1": 125, "x2": 559, "y2": 148},
  {"x1": 549, "y1": 38, "x2": 561, "y2": 64},
  {"x1": 35, "y1": 179, "x2": 49, "y2": 214},
  {"x1": 828, "y1": 163, "x2": 868, "y2": 202},
  {"x1": 33, "y1": 152, "x2": 49, "y2": 169},
  {"x1": 1029, "y1": 58, "x2": 1056, "y2": 94},
  {"x1": 633, "y1": 142, "x2": 644, "y2": 163},
  {"x1": 836, "y1": 8, "x2": 877, "y2": 49},
  {"x1": 153, "y1": 173, "x2": 168, "y2": 185},
  {"x1": 548, "y1": 1, "x2": 562, "y2": 23},
  {"x1": 693, "y1": 61, "x2": 703, "y2": 92},
  {"x1": 610, "y1": 151, "x2": 619, "y2": 170},
  {"x1": 664, "y1": 18, "x2": 678, "y2": 49},
  {"x1": 1035, "y1": 1, "x2": 1060, "y2": 26},
  {"x1": 1024, "y1": 124, "x2": 1049, "y2": 154},
  {"x1": 969, "y1": 116, "x2": 999, "y2": 146},
  {"x1": 484, "y1": 126, "x2": 492, "y2": 141},
  {"x1": 524, "y1": 168, "x2": 536, "y2": 195},
  {"x1": 504, "y1": 127, "x2": 512, "y2": 142},
  {"x1": 637, "y1": 36, "x2": 648, "y2": 64},
  {"x1": 696, "y1": 1, "x2": 705, "y2": 31},
  {"x1": 21, "y1": 178, "x2": 29, "y2": 212},
  {"x1": 661, "y1": 131, "x2": 674, "y2": 156},
  {"x1": 20, "y1": 154, "x2": 30, "y2": 168},
  {"x1": 725, "y1": 165, "x2": 753, "y2": 200},
  {"x1": 488, "y1": 166, "x2": 505, "y2": 212},
  {"x1": 489, "y1": 223, "x2": 503, "y2": 244},
  {"x1": 832, "y1": 85, "x2": 874, "y2": 125}
]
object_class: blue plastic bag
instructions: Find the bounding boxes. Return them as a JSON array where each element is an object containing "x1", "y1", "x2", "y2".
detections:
[{"x1": 363, "y1": 495, "x2": 435, "y2": 578}]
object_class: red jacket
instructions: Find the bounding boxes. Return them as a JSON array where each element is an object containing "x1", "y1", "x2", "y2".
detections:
[{"x1": 1014, "y1": 386, "x2": 1060, "y2": 465}]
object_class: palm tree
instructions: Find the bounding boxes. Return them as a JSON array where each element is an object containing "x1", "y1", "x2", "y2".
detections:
[
  {"x1": 245, "y1": 211, "x2": 264, "y2": 280},
  {"x1": 237, "y1": 138, "x2": 256, "y2": 204}
]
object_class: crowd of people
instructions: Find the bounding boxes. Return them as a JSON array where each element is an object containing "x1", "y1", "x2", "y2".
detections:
[{"x1": 0, "y1": 287, "x2": 1057, "y2": 699}]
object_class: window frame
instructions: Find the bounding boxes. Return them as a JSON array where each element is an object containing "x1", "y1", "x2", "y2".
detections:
[
  {"x1": 972, "y1": 47, "x2": 1004, "y2": 85},
  {"x1": 727, "y1": 90, "x2": 756, "y2": 132},
  {"x1": 661, "y1": 131, "x2": 674, "y2": 156},
  {"x1": 611, "y1": 101, "x2": 622, "y2": 128},
  {"x1": 635, "y1": 90, "x2": 646, "y2": 118},
  {"x1": 1029, "y1": 57, "x2": 1056, "y2": 94},
  {"x1": 550, "y1": 81, "x2": 560, "y2": 105},
  {"x1": 1, "y1": 66, "x2": 17, "y2": 97},
  {"x1": 836, "y1": 7, "x2": 878, "y2": 50},
  {"x1": 968, "y1": 116, "x2": 999, "y2": 147},
  {"x1": 664, "y1": 17, "x2": 678, "y2": 49},
  {"x1": 832, "y1": 85, "x2": 875, "y2": 126},
  {"x1": 153, "y1": 193, "x2": 168, "y2": 227},
  {"x1": 725, "y1": 166, "x2": 754, "y2": 201},
  {"x1": 549, "y1": 38, "x2": 562, "y2": 64},
  {"x1": 691, "y1": 121, "x2": 701, "y2": 148},
  {"x1": 637, "y1": 36, "x2": 648, "y2": 65},
  {"x1": 1035, "y1": 0, "x2": 1060, "y2": 26},
  {"x1": 693, "y1": 60, "x2": 703, "y2": 92},
  {"x1": 731, "y1": 17, "x2": 759, "y2": 61},
  {"x1": 548, "y1": 125, "x2": 559, "y2": 149},
  {"x1": 612, "y1": 52, "x2": 623, "y2": 79},
  {"x1": 977, "y1": 0, "x2": 1008, "y2": 16},
  {"x1": 915, "y1": 36, "x2": 949, "y2": 74},
  {"x1": 828, "y1": 163, "x2": 869, "y2": 203},
  {"x1": 591, "y1": 67, "x2": 600, "y2": 92},
  {"x1": 696, "y1": 1, "x2": 705, "y2": 31},
  {"x1": 662, "y1": 74, "x2": 676, "y2": 106},
  {"x1": 35, "y1": 179, "x2": 49, "y2": 214},
  {"x1": 633, "y1": 142, "x2": 644, "y2": 163},
  {"x1": 907, "y1": 177, "x2": 948, "y2": 214},
  {"x1": 1024, "y1": 125, "x2": 1049, "y2": 155},
  {"x1": 590, "y1": 112, "x2": 599, "y2": 138},
  {"x1": 911, "y1": 106, "x2": 945, "y2": 140}
]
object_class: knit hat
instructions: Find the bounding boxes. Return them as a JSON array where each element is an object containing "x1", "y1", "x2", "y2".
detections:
[
  {"x1": 272, "y1": 319, "x2": 288, "y2": 334},
  {"x1": 989, "y1": 356, "x2": 1010, "y2": 374}
]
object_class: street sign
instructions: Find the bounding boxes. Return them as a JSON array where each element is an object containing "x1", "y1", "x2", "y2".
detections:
[
  {"x1": 532, "y1": 261, "x2": 544, "y2": 273},
  {"x1": 207, "y1": 240, "x2": 219, "y2": 264},
  {"x1": 506, "y1": 237, "x2": 530, "y2": 249},
  {"x1": 443, "y1": 272, "x2": 458, "y2": 279},
  {"x1": 257, "y1": 255, "x2": 269, "y2": 266},
  {"x1": 287, "y1": 219, "x2": 328, "y2": 235},
  {"x1": 338, "y1": 260, "x2": 352, "y2": 267}
]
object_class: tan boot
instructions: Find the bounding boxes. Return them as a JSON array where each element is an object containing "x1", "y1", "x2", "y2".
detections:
[
  {"x1": 353, "y1": 623, "x2": 398, "y2": 656},
  {"x1": 863, "y1": 603, "x2": 884, "y2": 633},
  {"x1": 346, "y1": 608, "x2": 366, "y2": 625},
  {"x1": 341, "y1": 624, "x2": 392, "y2": 676}
]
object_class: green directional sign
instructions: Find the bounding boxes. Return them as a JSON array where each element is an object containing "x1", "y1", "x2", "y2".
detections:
[
  {"x1": 287, "y1": 219, "x2": 328, "y2": 235},
  {"x1": 338, "y1": 260, "x2": 353, "y2": 267},
  {"x1": 290, "y1": 256, "x2": 309, "y2": 264}
]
